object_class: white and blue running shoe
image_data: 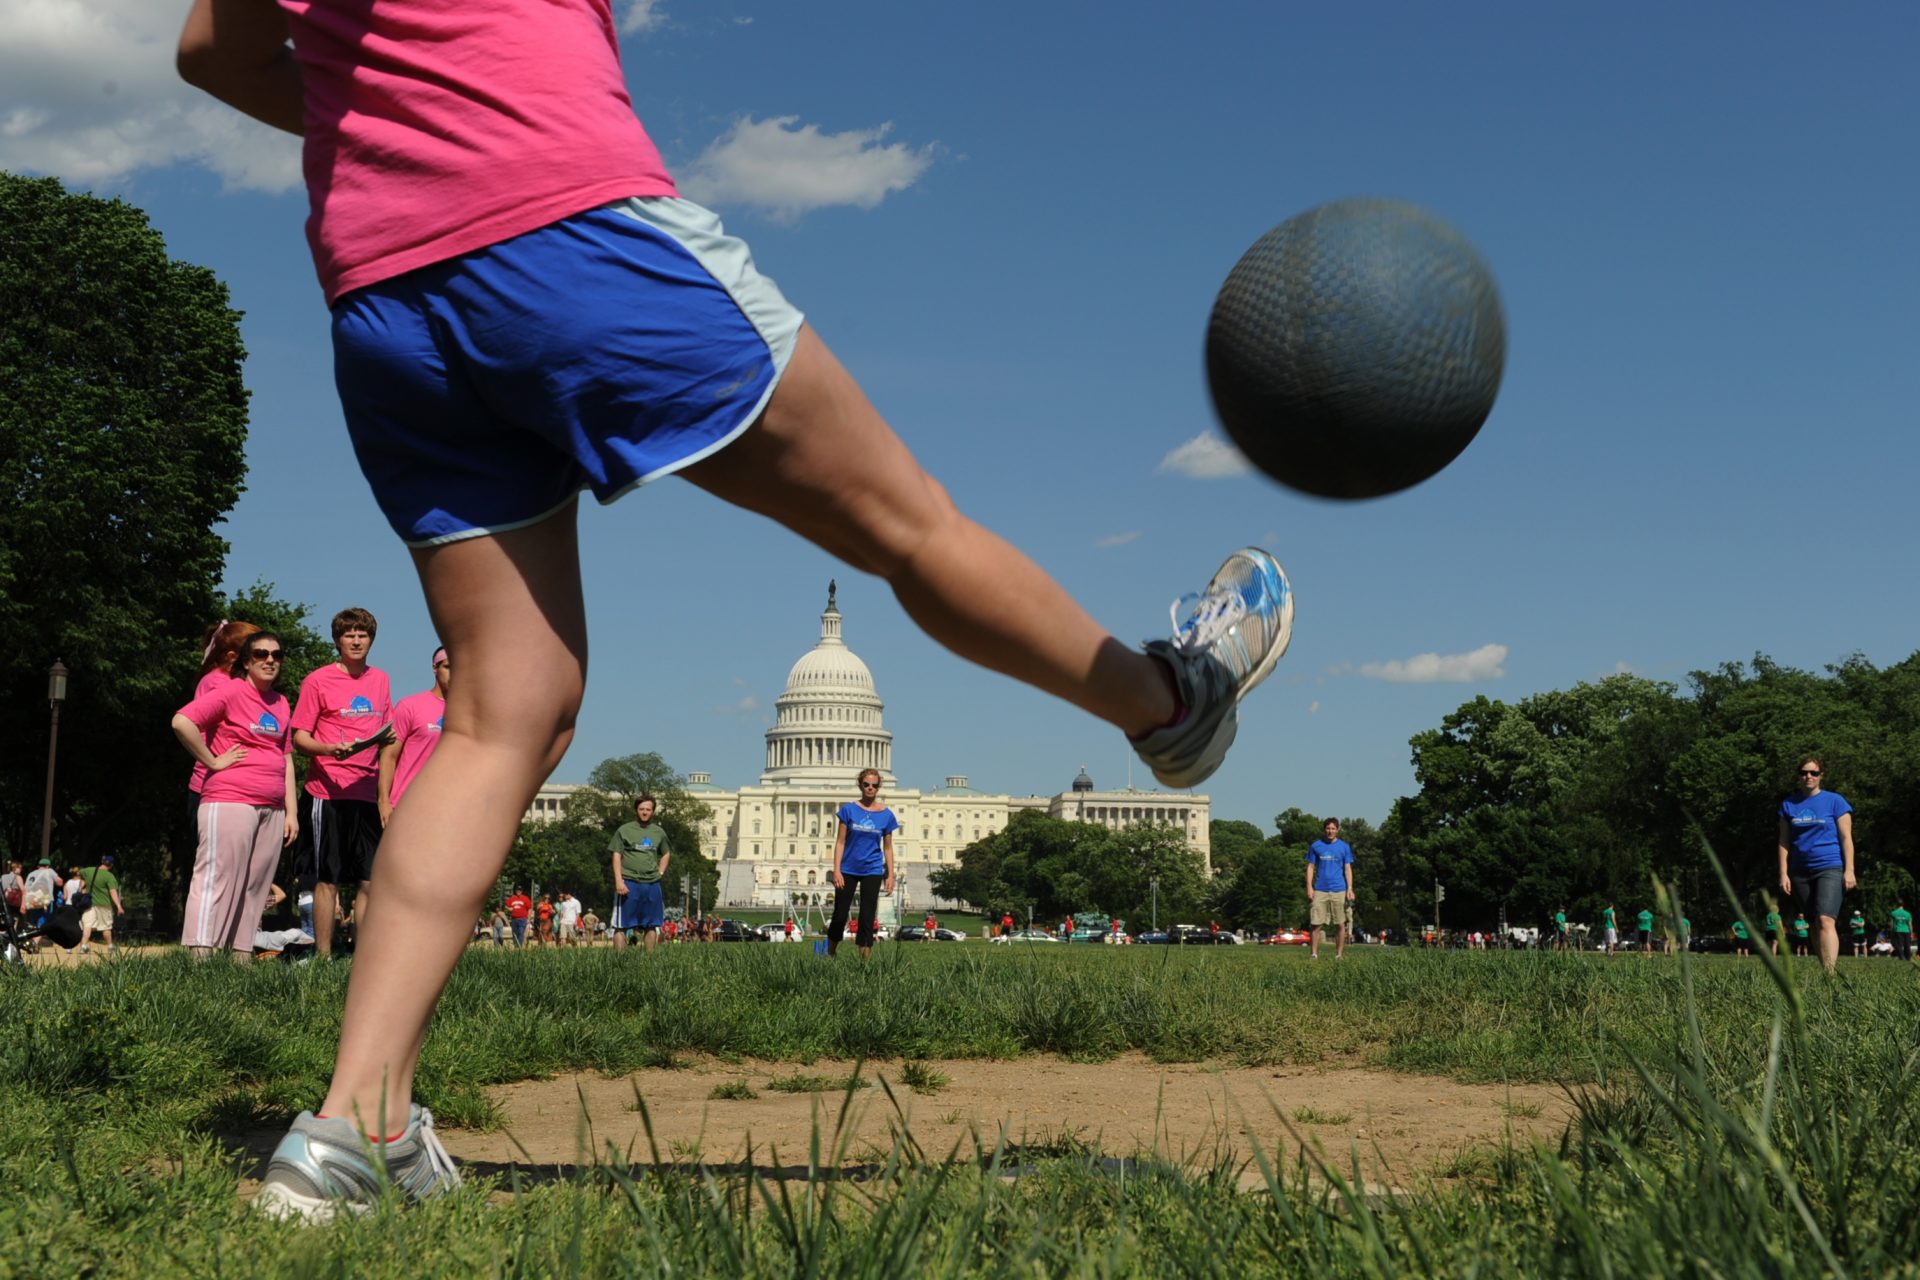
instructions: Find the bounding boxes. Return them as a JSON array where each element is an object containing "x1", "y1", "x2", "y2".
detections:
[
  {"x1": 253, "y1": 1104, "x2": 460, "y2": 1221},
  {"x1": 1132, "y1": 547, "x2": 1294, "y2": 788}
]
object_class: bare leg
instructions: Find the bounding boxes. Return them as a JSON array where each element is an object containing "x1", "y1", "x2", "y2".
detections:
[
  {"x1": 317, "y1": 506, "x2": 587, "y2": 1137},
  {"x1": 682, "y1": 327, "x2": 1175, "y2": 736},
  {"x1": 642, "y1": 927, "x2": 658, "y2": 954},
  {"x1": 1816, "y1": 917, "x2": 1839, "y2": 972},
  {"x1": 313, "y1": 883, "x2": 339, "y2": 955}
]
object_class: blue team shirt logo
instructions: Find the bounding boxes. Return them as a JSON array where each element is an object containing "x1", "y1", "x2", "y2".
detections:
[
  {"x1": 850, "y1": 818, "x2": 885, "y2": 834},
  {"x1": 431, "y1": 715, "x2": 443, "y2": 732},
  {"x1": 1788, "y1": 808, "x2": 1824, "y2": 829},
  {"x1": 255, "y1": 711, "x2": 281, "y2": 734},
  {"x1": 346, "y1": 695, "x2": 376, "y2": 717},
  {"x1": 639, "y1": 837, "x2": 653, "y2": 848}
]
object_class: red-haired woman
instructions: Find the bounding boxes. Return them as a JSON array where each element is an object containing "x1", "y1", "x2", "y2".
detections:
[{"x1": 187, "y1": 619, "x2": 263, "y2": 816}]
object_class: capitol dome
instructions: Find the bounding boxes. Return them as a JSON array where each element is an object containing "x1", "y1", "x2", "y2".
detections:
[{"x1": 761, "y1": 582, "x2": 895, "y2": 786}]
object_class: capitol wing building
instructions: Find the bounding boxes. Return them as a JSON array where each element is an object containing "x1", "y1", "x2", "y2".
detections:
[{"x1": 529, "y1": 587, "x2": 1210, "y2": 911}]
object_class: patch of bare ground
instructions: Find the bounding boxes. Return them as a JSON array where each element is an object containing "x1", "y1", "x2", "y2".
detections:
[{"x1": 426, "y1": 1054, "x2": 1571, "y2": 1193}]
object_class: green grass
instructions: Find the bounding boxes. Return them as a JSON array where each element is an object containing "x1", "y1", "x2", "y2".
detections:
[
  {"x1": 898, "y1": 1059, "x2": 951, "y2": 1094},
  {"x1": 706, "y1": 1080, "x2": 756, "y2": 1101},
  {"x1": 765, "y1": 1071, "x2": 869, "y2": 1094},
  {"x1": 3, "y1": 941, "x2": 1918, "y2": 1275},
  {"x1": 1290, "y1": 1106, "x2": 1352, "y2": 1125}
]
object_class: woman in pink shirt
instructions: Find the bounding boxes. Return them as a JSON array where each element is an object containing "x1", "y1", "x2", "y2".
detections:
[
  {"x1": 187, "y1": 619, "x2": 262, "y2": 810},
  {"x1": 171, "y1": 631, "x2": 300, "y2": 960}
]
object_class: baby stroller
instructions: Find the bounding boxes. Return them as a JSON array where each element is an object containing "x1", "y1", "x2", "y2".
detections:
[{"x1": 1, "y1": 891, "x2": 81, "y2": 966}]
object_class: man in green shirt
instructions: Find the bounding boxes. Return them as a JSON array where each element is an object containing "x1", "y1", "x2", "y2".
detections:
[
  {"x1": 1764, "y1": 908, "x2": 1783, "y2": 956},
  {"x1": 1675, "y1": 917, "x2": 1691, "y2": 955},
  {"x1": 1553, "y1": 908, "x2": 1569, "y2": 953},
  {"x1": 76, "y1": 855, "x2": 126, "y2": 954},
  {"x1": 609, "y1": 795, "x2": 671, "y2": 954},
  {"x1": 1848, "y1": 909, "x2": 1868, "y2": 958},
  {"x1": 1732, "y1": 919, "x2": 1750, "y2": 956},
  {"x1": 1791, "y1": 912, "x2": 1811, "y2": 958},
  {"x1": 1636, "y1": 907, "x2": 1654, "y2": 954},
  {"x1": 1602, "y1": 903, "x2": 1618, "y2": 955},
  {"x1": 1892, "y1": 900, "x2": 1915, "y2": 962}
]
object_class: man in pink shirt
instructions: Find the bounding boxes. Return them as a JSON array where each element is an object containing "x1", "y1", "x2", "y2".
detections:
[
  {"x1": 178, "y1": 0, "x2": 1293, "y2": 1220},
  {"x1": 378, "y1": 646, "x2": 450, "y2": 825},
  {"x1": 291, "y1": 607, "x2": 394, "y2": 957}
]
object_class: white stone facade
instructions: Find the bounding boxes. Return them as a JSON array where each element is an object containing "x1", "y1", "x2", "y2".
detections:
[{"x1": 527, "y1": 587, "x2": 1209, "y2": 908}]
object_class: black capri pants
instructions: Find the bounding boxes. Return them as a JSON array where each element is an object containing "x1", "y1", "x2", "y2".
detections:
[{"x1": 828, "y1": 874, "x2": 884, "y2": 947}]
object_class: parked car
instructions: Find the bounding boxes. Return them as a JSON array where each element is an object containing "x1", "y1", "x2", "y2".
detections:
[
  {"x1": 896, "y1": 925, "x2": 966, "y2": 942},
  {"x1": 1166, "y1": 924, "x2": 1229, "y2": 945},
  {"x1": 752, "y1": 922, "x2": 804, "y2": 941},
  {"x1": 992, "y1": 928, "x2": 1059, "y2": 944},
  {"x1": 1135, "y1": 930, "x2": 1170, "y2": 945},
  {"x1": 713, "y1": 918, "x2": 767, "y2": 942},
  {"x1": 1261, "y1": 929, "x2": 1311, "y2": 946},
  {"x1": 1688, "y1": 935, "x2": 1737, "y2": 954}
]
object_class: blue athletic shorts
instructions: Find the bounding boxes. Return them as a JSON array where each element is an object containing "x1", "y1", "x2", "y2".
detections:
[
  {"x1": 332, "y1": 197, "x2": 805, "y2": 546},
  {"x1": 613, "y1": 878, "x2": 665, "y2": 931}
]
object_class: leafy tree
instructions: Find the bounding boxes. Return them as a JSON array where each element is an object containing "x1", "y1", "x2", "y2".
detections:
[
  {"x1": 1207, "y1": 818, "x2": 1266, "y2": 881},
  {"x1": 933, "y1": 811, "x2": 1206, "y2": 930},
  {"x1": 1, "y1": 173, "x2": 248, "y2": 903}
]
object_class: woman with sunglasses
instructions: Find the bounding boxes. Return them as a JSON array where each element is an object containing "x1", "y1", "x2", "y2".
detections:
[
  {"x1": 186, "y1": 619, "x2": 263, "y2": 814},
  {"x1": 171, "y1": 632, "x2": 300, "y2": 959},
  {"x1": 828, "y1": 769, "x2": 898, "y2": 958},
  {"x1": 1777, "y1": 757, "x2": 1856, "y2": 973}
]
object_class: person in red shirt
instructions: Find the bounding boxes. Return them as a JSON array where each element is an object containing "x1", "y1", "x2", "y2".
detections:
[
  {"x1": 1001, "y1": 912, "x2": 1014, "y2": 938},
  {"x1": 783, "y1": 917, "x2": 795, "y2": 941},
  {"x1": 923, "y1": 911, "x2": 936, "y2": 937},
  {"x1": 504, "y1": 889, "x2": 532, "y2": 949},
  {"x1": 535, "y1": 894, "x2": 555, "y2": 947}
]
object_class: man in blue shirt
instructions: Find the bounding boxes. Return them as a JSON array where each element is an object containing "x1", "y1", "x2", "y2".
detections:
[{"x1": 1305, "y1": 818, "x2": 1355, "y2": 960}]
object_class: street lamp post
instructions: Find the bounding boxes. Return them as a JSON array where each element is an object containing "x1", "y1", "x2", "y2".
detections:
[
  {"x1": 40, "y1": 660, "x2": 69, "y2": 867},
  {"x1": 1150, "y1": 877, "x2": 1160, "y2": 932}
]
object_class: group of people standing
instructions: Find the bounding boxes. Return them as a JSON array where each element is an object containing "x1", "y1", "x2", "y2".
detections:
[
  {"x1": 2, "y1": 855, "x2": 124, "y2": 952},
  {"x1": 168, "y1": 610, "x2": 448, "y2": 961}
]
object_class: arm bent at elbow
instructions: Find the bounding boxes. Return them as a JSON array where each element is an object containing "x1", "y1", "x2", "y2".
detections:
[{"x1": 178, "y1": 0, "x2": 306, "y2": 136}]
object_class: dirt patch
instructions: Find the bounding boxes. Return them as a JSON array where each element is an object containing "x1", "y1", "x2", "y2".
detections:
[{"x1": 439, "y1": 1054, "x2": 1570, "y2": 1190}]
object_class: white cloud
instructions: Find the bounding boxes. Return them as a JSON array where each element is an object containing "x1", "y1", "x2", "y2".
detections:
[
  {"x1": 678, "y1": 115, "x2": 933, "y2": 219},
  {"x1": 1157, "y1": 431, "x2": 1252, "y2": 479},
  {"x1": 1094, "y1": 530, "x2": 1141, "y2": 549},
  {"x1": 1357, "y1": 643, "x2": 1508, "y2": 684},
  {"x1": 714, "y1": 694, "x2": 761, "y2": 717},
  {"x1": 1308, "y1": 700, "x2": 1320, "y2": 714},
  {"x1": 0, "y1": 1, "x2": 301, "y2": 192},
  {"x1": 617, "y1": 0, "x2": 667, "y2": 35}
]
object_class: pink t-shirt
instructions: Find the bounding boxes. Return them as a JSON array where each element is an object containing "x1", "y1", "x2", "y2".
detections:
[
  {"x1": 186, "y1": 668, "x2": 233, "y2": 795},
  {"x1": 292, "y1": 665, "x2": 393, "y2": 802},
  {"x1": 178, "y1": 681, "x2": 293, "y2": 808},
  {"x1": 387, "y1": 689, "x2": 446, "y2": 807},
  {"x1": 277, "y1": 0, "x2": 679, "y2": 304}
]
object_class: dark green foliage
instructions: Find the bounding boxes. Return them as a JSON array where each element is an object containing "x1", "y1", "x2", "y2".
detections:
[
  {"x1": 1378, "y1": 658, "x2": 1920, "y2": 935},
  {"x1": 0, "y1": 172, "x2": 249, "y2": 890},
  {"x1": 932, "y1": 810, "x2": 1208, "y2": 928}
]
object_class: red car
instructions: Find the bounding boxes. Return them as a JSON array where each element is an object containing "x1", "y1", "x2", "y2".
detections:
[{"x1": 1261, "y1": 928, "x2": 1311, "y2": 946}]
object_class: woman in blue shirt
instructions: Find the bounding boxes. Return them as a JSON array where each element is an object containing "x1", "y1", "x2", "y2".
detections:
[
  {"x1": 829, "y1": 768, "x2": 898, "y2": 958},
  {"x1": 1776, "y1": 756, "x2": 1855, "y2": 972}
]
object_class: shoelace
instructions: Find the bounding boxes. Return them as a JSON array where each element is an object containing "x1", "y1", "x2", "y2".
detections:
[
  {"x1": 412, "y1": 1108, "x2": 462, "y2": 1191},
  {"x1": 1168, "y1": 588, "x2": 1250, "y2": 655}
]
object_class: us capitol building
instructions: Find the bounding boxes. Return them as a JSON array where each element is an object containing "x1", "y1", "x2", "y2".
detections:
[{"x1": 528, "y1": 585, "x2": 1211, "y2": 910}]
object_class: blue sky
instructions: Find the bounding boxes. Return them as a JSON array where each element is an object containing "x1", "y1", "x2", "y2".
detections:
[{"x1": 6, "y1": 2, "x2": 1917, "y2": 831}]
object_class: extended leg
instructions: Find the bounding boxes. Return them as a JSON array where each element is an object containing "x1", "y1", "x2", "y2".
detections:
[{"x1": 683, "y1": 327, "x2": 1176, "y2": 736}]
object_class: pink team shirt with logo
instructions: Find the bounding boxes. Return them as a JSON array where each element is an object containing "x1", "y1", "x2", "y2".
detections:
[
  {"x1": 292, "y1": 665, "x2": 393, "y2": 802},
  {"x1": 186, "y1": 668, "x2": 232, "y2": 795},
  {"x1": 387, "y1": 689, "x2": 446, "y2": 807},
  {"x1": 275, "y1": 0, "x2": 678, "y2": 304},
  {"x1": 178, "y1": 681, "x2": 293, "y2": 808}
]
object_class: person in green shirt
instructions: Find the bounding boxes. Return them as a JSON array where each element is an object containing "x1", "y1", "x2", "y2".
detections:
[
  {"x1": 1636, "y1": 908, "x2": 1654, "y2": 954},
  {"x1": 1790, "y1": 912, "x2": 1811, "y2": 957},
  {"x1": 76, "y1": 854, "x2": 126, "y2": 954},
  {"x1": 609, "y1": 795, "x2": 671, "y2": 954},
  {"x1": 1553, "y1": 908, "x2": 1569, "y2": 953},
  {"x1": 1848, "y1": 909, "x2": 1868, "y2": 958},
  {"x1": 1893, "y1": 900, "x2": 1915, "y2": 962},
  {"x1": 1764, "y1": 907, "x2": 1782, "y2": 956},
  {"x1": 1732, "y1": 919, "x2": 1750, "y2": 956},
  {"x1": 1602, "y1": 903, "x2": 1618, "y2": 955},
  {"x1": 1675, "y1": 917, "x2": 1691, "y2": 955}
]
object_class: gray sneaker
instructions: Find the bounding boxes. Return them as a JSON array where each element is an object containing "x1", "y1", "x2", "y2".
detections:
[
  {"x1": 1131, "y1": 547, "x2": 1293, "y2": 787},
  {"x1": 252, "y1": 1104, "x2": 460, "y2": 1222}
]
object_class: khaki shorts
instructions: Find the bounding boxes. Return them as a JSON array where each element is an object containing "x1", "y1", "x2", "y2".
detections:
[
  {"x1": 82, "y1": 905, "x2": 115, "y2": 932},
  {"x1": 1309, "y1": 894, "x2": 1350, "y2": 929},
  {"x1": 557, "y1": 920, "x2": 577, "y2": 941}
]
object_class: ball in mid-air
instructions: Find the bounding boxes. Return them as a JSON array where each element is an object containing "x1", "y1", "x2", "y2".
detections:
[{"x1": 1206, "y1": 198, "x2": 1505, "y2": 500}]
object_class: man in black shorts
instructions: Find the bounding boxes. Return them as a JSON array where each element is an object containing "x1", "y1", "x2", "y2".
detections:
[{"x1": 292, "y1": 608, "x2": 395, "y2": 956}]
